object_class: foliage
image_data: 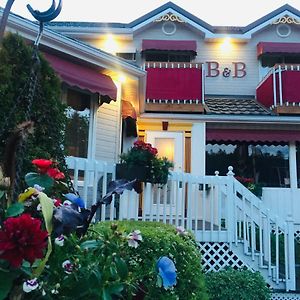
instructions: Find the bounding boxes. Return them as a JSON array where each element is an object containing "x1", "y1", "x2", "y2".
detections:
[
  {"x1": 120, "y1": 140, "x2": 173, "y2": 184},
  {"x1": 235, "y1": 176, "x2": 263, "y2": 197},
  {"x1": 205, "y1": 268, "x2": 271, "y2": 300},
  {"x1": 0, "y1": 158, "x2": 137, "y2": 300},
  {"x1": 0, "y1": 33, "x2": 67, "y2": 185},
  {"x1": 91, "y1": 221, "x2": 208, "y2": 300}
]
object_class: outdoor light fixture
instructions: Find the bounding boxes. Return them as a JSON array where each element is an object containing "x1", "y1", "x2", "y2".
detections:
[
  {"x1": 103, "y1": 34, "x2": 118, "y2": 54},
  {"x1": 220, "y1": 37, "x2": 232, "y2": 53}
]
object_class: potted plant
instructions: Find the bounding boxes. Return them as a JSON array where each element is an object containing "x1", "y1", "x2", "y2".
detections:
[{"x1": 117, "y1": 140, "x2": 173, "y2": 185}]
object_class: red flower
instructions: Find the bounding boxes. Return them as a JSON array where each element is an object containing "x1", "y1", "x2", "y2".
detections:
[
  {"x1": 47, "y1": 168, "x2": 65, "y2": 180},
  {"x1": 32, "y1": 159, "x2": 52, "y2": 173},
  {"x1": 0, "y1": 214, "x2": 48, "y2": 268}
]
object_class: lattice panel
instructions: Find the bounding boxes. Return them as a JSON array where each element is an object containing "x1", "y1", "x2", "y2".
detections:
[
  {"x1": 198, "y1": 242, "x2": 250, "y2": 272},
  {"x1": 272, "y1": 293, "x2": 300, "y2": 300},
  {"x1": 294, "y1": 230, "x2": 300, "y2": 244}
]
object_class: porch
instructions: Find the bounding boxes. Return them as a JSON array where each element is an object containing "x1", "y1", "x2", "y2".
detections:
[{"x1": 66, "y1": 156, "x2": 300, "y2": 292}]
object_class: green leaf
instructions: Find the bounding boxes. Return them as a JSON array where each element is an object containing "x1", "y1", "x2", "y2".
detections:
[
  {"x1": 38, "y1": 192, "x2": 54, "y2": 234},
  {"x1": 0, "y1": 270, "x2": 19, "y2": 300},
  {"x1": 108, "y1": 283, "x2": 124, "y2": 297},
  {"x1": 80, "y1": 240, "x2": 102, "y2": 251},
  {"x1": 25, "y1": 172, "x2": 54, "y2": 190},
  {"x1": 156, "y1": 274, "x2": 163, "y2": 288},
  {"x1": 6, "y1": 203, "x2": 24, "y2": 217},
  {"x1": 114, "y1": 256, "x2": 128, "y2": 280},
  {"x1": 32, "y1": 192, "x2": 54, "y2": 277},
  {"x1": 102, "y1": 288, "x2": 112, "y2": 300},
  {"x1": 0, "y1": 190, "x2": 5, "y2": 199},
  {"x1": 110, "y1": 265, "x2": 118, "y2": 280}
]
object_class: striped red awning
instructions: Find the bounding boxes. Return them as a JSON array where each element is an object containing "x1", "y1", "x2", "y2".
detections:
[
  {"x1": 257, "y1": 42, "x2": 300, "y2": 57},
  {"x1": 206, "y1": 129, "x2": 300, "y2": 143},
  {"x1": 44, "y1": 53, "x2": 117, "y2": 101}
]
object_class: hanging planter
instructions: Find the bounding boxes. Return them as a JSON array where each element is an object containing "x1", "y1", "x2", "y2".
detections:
[{"x1": 116, "y1": 163, "x2": 150, "y2": 182}]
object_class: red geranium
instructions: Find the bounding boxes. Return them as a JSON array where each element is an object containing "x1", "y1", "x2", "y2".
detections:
[
  {"x1": 47, "y1": 168, "x2": 65, "y2": 180},
  {"x1": 32, "y1": 159, "x2": 53, "y2": 173},
  {"x1": 0, "y1": 214, "x2": 48, "y2": 268}
]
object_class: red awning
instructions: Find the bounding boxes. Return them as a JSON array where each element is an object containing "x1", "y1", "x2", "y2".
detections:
[
  {"x1": 43, "y1": 53, "x2": 117, "y2": 101},
  {"x1": 122, "y1": 100, "x2": 137, "y2": 119},
  {"x1": 257, "y1": 42, "x2": 300, "y2": 57},
  {"x1": 142, "y1": 39, "x2": 197, "y2": 52},
  {"x1": 206, "y1": 129, "x2": 300, "y2": 143},
  {"x1": 146, "y1": 67, "x2": 202, "y2": 101}
]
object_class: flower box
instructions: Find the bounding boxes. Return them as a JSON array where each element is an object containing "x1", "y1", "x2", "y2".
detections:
[{"x1": 116, "y1": 163, "x2": 150, "y2": 182}]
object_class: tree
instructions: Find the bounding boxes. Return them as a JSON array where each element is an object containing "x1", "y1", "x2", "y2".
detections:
[{"x1": 0, "y1": 33, "x2": 67, "y2": 191}]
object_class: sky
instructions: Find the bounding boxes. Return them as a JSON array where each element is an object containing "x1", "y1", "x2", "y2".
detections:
[{"x1": 1, "y1": 0, "x2": 300, "y2": 26}]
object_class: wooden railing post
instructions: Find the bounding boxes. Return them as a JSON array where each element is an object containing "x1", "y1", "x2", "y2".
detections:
[
  {"x1": 285, "y1": 214, "x2": 296, "y2": 291},
  {"x1": 226, "y1": 166, "x2": 235, "y2": 247}
]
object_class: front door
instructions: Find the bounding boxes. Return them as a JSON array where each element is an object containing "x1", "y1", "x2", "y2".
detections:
[{"x1": 145, "y1": 131, "x2": 184, "y2": 218}]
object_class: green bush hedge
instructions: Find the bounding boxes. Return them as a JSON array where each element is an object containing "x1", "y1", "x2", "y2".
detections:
[
  {"x1": 205, "y1": 268, "x2": 271, "y2": 300},
  {"x1": 94, "y1": 221, "x2": 208, "y2": 299},
  {"x1": 33, "y1": 220, "x2": 208, "y2": 299}
]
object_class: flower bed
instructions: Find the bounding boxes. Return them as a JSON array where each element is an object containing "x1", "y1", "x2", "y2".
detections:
[{"x1": 0, "y1": 158, "x2": 207, "y2": 299}]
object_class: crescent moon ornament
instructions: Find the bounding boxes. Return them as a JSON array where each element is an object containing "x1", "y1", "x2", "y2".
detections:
[{"x1": 27, "y1": 0, "x2": 62, "y2": 23}]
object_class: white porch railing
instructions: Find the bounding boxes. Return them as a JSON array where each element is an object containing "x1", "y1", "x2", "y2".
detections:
[{"x1": 66, "y1": 157, "x2": 296, "y2": 291}]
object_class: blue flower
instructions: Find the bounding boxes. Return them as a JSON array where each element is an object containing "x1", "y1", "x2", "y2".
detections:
[
  {"x1": 157, "y1": 256, "x2": 177, "y2": 289},
  {"x1": 64, "y1": 193, "x2": 85, "y2": 208}
]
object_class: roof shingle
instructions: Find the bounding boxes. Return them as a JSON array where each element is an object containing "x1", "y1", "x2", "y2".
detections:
[{"x1": 204, "y1": 98, "x2": 271, "y2": 115}]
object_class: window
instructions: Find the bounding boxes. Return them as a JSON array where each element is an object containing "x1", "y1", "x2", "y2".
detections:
[
  {"x1": 261, "y1": 54, "x2": 300, "y2": 67},
  {"x1": 206, "y1": 143, "x2": 290, "y2": 188},
  {"x1": 116, "y1": 52, "x2": 136, "y2": 61},
  {"x1": 143, "y1": 50, "x2": 194, "y2": 62},
  {"x1": 65, "y1": 89, "x2": 91, "y2": 158}
]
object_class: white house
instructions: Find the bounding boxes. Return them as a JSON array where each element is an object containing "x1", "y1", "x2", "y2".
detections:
[{"x1": 2, "y1": 2, "x2": 300, "y2": 296}]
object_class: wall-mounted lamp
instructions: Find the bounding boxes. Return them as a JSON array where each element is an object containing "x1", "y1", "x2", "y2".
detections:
[{"x1": 162, "y1": 121, "x2": 168, "y2": 131}]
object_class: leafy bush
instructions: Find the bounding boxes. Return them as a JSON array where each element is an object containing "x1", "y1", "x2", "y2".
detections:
[
  {"x1": 32, "y1": 221, "x2": 207, "y2": 299},
  {"x1": 205, "y1": 268, "x2": 271, "y2": 300},
  {"x1": 0, "y1": 33, "x2": 67, "y2": 188}
]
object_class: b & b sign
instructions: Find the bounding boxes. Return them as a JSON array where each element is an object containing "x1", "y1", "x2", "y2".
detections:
[{"x1": 206, "y1": 61, "x2": 246, "y2": 78}]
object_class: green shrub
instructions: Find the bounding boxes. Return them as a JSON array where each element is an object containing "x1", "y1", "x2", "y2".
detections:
[
  {"x1": 34, "y1": 221, "x2": 208, "y2": 299},
  {"x1": 0, "y1": 33, "x2": 67, "y2": 189},
  {"x1": 205, "y1": 268, "x2": 271, "y2": 300},
  {"x1": 94, "y1": 221, "x2": 208, "y2": 300}
]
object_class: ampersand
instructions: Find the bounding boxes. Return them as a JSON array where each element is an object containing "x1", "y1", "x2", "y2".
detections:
[{"x1": 222, "y1": 68, "x2": 231, "y2": 77}]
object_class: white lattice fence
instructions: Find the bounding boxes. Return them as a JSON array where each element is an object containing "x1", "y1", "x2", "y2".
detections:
[
  {"x1": 272, "y1": 293, "x2": 300, "y2": 300},
  {"x1": 198, "y1": 242, "x2": 250, "y2": 272}
]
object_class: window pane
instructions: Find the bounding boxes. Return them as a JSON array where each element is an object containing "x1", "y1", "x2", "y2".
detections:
[
  {"x1": 65, "y1": 89, "x2": 90, "y2": 158},
  {"x1": 206, "y1": 143, "x2": 290, "y2": 188}
]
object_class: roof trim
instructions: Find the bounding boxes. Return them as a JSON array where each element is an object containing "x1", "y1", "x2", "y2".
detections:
[{"x1": 0, "y1": 8, "x2": 146, "y2": 78}]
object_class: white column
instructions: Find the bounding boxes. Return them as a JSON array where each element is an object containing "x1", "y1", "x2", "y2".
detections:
[
  {"x1": 191, "y1": 122, "x2": 206, "y2": 176},
  {"x1": 289, "y1": 142, "x2": 298, "y2": 189}
]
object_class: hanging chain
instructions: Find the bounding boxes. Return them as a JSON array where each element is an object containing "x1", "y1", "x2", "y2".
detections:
[{"x1": 12, "y1": 49, "x2": 40, "y2": 199}]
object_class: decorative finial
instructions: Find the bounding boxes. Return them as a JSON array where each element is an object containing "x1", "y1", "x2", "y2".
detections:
[
  {"x1": 214, "y1": 171, "x2": 219, "y2": 176},
  {"x1": 227, "y1": 166, "x2": 235, "y2": 177}
]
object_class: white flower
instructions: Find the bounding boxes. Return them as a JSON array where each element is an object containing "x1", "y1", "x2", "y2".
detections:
[
  {"x1": 62, "y1": 260, "x2": 74, "y2": 274},
  {"x1": 23, "y1": 278, "x2": 39, "y2": 293},
  {"x1": 36, "y1": 204, "x2": 42, "y2": 211},
  {"x1": 63, "y1": 200, "x2": 72, "y2": 206},
  {"x1": 176, "y1": 226, "x2": 187, "y2": 236},
  {"x1": 34, "y1": 184, "x2": 45, "y2": 192},
  {"x1": 55, "y1": 235, "x2": 65, "y2": 247},
  {"x1": 127, "y1": 230, "x2": 142, "y2": 248}
]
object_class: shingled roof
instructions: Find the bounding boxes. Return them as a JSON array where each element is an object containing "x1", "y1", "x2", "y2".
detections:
[{"x1": 204, "y1": 98, "x2": 272, "y2": 115}]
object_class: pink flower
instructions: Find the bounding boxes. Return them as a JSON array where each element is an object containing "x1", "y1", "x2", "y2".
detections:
[
  {"x1": 176, "y1": 226, "x2": 188, "y2": 236},
  {"x1": 127, "y1": 230, "x2": 142, "y2": 248}
]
